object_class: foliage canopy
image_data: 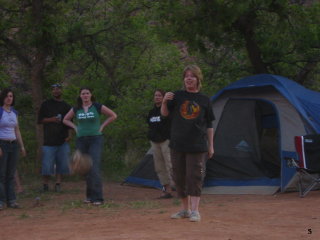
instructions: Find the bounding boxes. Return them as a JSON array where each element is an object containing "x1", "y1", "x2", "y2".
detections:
[{"x1": 0, "y1": 0, "x2": 319, "y2": 176}]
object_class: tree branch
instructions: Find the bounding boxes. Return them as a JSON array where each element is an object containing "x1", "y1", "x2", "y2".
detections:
[{"x1": 295, "y1": 60, "x2": 319, "y2": 85}]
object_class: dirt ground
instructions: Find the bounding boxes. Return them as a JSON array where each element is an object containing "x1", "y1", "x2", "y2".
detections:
[{"x1": 0, "y1": 181, "x2": 319, "y2": 240}]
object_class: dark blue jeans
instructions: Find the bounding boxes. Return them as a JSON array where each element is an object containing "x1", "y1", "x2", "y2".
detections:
[
  {"x1": 0, "y1": 140, "x2": 19, "y2": 205},
  {"x1": 76, "y1": 135, "x2": 104, "y2": 202}
]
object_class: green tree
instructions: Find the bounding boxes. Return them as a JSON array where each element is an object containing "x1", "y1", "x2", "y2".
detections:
[
  {"x1": 155, "y1": 0, "x2": 320, "y2": 87},
  {"x1": 59, "y1": 0, "x2": 184, "y2": 172},
  {"x1": 0, "y1": 0, "x2": 185, "y2": 175},
  {"x1": 0, "y1": 0, "x2": 75, "y2": 165}
]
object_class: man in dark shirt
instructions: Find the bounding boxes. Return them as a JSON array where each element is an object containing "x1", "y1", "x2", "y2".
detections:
[{"x1": 38, "y1": 84, "x2": 71, "y2": 192}]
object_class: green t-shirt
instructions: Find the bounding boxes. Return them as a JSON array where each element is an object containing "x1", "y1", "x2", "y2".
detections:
[{"x1": 73, "y1": 103, "x2": 103, "y2": 137}]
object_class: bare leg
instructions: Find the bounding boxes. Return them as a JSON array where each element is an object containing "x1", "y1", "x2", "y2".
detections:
[
  {"x1": 42, "y1": 176, "x2": 49, "y2": 191},
  {"x1": 55, "y1": 174, "x2": 62, "y2": 192},
  {"x1": 190, "y1": 196, "x2": 200, "y2": 212},
  {"x1": 189, "y1": 196, "x2": 201, "y2": 221},
  {"x1": 181, "y1": 196, "x2": 190, "y2": 211}
]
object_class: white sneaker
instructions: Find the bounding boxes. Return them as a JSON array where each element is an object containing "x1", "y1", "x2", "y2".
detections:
[
  {"x1": 92, "y1": 201, "x2": 103, "y2": 206},
  {"x1": 189, "y1": 211, "x2": 201, "y2": 222},
  {"x1": 171, "y1": 210, "x2": 191, "y2": 219}
]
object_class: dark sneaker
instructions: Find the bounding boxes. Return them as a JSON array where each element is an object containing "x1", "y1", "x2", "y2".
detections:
[
  {"x1": 189, "y1": 211, "x2": 201, "y2": 222},
  {"x1": 158, "y1": 193, "x2": 174, "y2": 199},
  {"x1": 8, "y1": 202, "x2": 20, "y2": 209},
  {"x1": 171, "y1": 210, "x2": 191, "y2": 219},
  {"x1": 55, "y1": 183, "x2": 61, "y2": 192}
]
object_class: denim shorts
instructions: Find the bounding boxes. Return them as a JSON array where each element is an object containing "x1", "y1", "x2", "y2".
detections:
[{"x1": 41, "y1": 142, "x2": 70, "y2": 175}]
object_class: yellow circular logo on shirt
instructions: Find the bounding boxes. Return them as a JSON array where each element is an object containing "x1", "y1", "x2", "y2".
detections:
[{"x1": 180, "y1": 100, "x2": 200, "y2": 119}]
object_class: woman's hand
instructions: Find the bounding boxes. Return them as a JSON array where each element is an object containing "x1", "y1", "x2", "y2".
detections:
[
  {"x1": 208, "y1": 146, "x2": 214, "y2": 159},
  {"x1": 64, "y1": 136, "x2": 71, "y2": 142},
  {"x1": 99, "y1": 105, "x2": 117, "y2": 131},
  {"x1": 163, "y1": 92, "x2": 174, "y2": 103},
  {"x1": 161, "y1": 92, "x2": 174, "y2": 117},
  {"x1": 20, "y1": 147, "x2": 27, "y2": 157},
  {"x1": 63, "y1": 109, "x2": 77, "y2": 133}
]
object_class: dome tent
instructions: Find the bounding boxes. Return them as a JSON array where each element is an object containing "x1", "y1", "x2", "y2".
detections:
[
  {"x1": 204, "y1": 74, "x2": 320, "y2": 194},
  {"x1": 124, "y1": 74, "x2": 320, "y2": 194}
]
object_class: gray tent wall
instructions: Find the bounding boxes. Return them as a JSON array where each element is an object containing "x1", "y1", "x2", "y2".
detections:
[
  {"x1": 123, "y1": 149, "x2": 162, "y2": 189},
  {"x1": 210, "y1": 87, "x2": 311, "y2": 192}
]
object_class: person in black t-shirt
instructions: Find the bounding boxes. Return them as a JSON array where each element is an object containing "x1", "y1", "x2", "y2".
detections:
[
  {"x1": 161, "y1": 65, "x2": 215, "y2": 222},
  {"x1": 147, "y1": 89, "x2": 174, "y2": 199},
  {"x1": 38, "y1": 84, "x2": 72, "y2": 192}
]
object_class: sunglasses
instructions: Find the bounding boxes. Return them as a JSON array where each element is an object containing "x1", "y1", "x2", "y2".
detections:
[{"x1": 51, "y1": 84, "x2": 62, "y2": 88}]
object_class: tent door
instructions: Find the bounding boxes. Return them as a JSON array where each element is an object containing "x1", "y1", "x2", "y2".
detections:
[{"x1": 207, "y1": 98, "x2": 281, "y2": 183}]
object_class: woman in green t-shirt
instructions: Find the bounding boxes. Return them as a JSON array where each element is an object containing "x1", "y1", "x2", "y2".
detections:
[{"x1": 63, "y1": 87, "x2": 117, "y2": 205}]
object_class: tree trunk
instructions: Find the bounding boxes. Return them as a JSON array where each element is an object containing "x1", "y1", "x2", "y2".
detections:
[
  {"x1": 30, "y1": 50, "x2": 47, "y2": 169},
  {"x1": 30, "y1": 0, "x2": 47, "y2": 169},
  {"x1": 235, "y1": 15, "x2": 269, "y2": 74}
]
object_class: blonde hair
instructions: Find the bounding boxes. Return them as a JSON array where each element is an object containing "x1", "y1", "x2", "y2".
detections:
[{"x1": 182, "y1": 65, "x2": 203, "y2": 91}]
